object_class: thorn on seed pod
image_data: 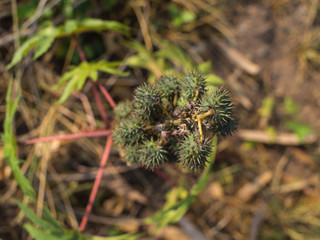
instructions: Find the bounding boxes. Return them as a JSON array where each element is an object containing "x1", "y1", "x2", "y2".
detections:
[
  {"x1": 180, "y1": 70, "x2": 207, "y2": 101},
  {"x1": 114, "y1": 100, "x2": 133, "y2": 120},
  {"x1": 138, "y1": 140, "x2": 169, "y2": 169},
  {"x1": 113, "y1": 118, "x2": 145, "y2": 146},
  {"x1": 178, "y1": 134, "x2": 212, "y2": 172},
  {"x1": 201, "y1": 88, "x2": 237, "y2": 136},
  {"x1": 134, "y1": 84, "x2": 162, "y2": 122},
  {"x1": 156, "y1": 75, "x2": 180, "y2": 102}
]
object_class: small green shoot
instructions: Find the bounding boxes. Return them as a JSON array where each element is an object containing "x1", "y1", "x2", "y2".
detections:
[
  {"x1": 258, "y1": 96, "x2": 274, "y2": 117},
  {"x1": 168, "y1": 4, "x2": 196, "y2": 28},
  {"x1": 284, "y1": 97, "x2": 299, "y2": 115},
  {"x1": 198, "y1": 61, "x2": 224, "y2": 86},
  {"x1": 285, "y1": 121, "x2": 312, "y2": 142},
  {"x1": 6, "y1": 18, "x2": 129, "y2": 70},
  {"x1": 127, "y1": 40, "x2": 223, "y2": 85},
  {"x1": 145, "y1": 136, "x2": 217, "y2": 230},
  {"x1": 52, "y1": 60, "x2": 128, "y2": 104},
  {"x1": 16, "y1": 199, "x2": 142, "y2": 240},
  {"x1": 2, "y1": 78, "x2": 36, "y2": 200}
]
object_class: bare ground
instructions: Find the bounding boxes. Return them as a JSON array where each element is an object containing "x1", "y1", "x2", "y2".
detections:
[{"x1": 1, "y1": 0, "x2": 320, "y2": 239}]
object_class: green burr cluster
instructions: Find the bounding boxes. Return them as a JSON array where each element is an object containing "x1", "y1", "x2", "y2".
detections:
[{"x1": 113, "y1": 70, "x2": 236, "y2": 172}]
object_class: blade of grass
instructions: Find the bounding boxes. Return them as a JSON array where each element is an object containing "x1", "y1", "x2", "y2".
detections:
[{"x1": 2, "y1": 78, "x2": 36, "y2": 200}]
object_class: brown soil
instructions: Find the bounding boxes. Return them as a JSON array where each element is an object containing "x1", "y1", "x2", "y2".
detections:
[{"x1": 1, "y1": 0, "x2": 320, "y2": 239}]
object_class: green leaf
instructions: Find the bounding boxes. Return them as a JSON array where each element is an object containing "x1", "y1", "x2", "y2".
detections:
[
  {"x1": 156, "y1": 40, "x2": 193, "y2": 69},
  {"x1": 266, "y1": 126, "x2": 277, "y2": 141},
  {"x1": 25, "y1": 223, "x2": 87, "y2": 240},
  {"x1": 169, "y1": 4, "x2": 196, "y2": 28},
  {"x1": 197, "y1": 61, "x2": 224, "y2": 87},
  {"x1": 34, "y1": 26, "x2": 60, "y2": 59},
  {"x1": 7, "y1": 19, "x2": 129, "y2": 69},
  {"x1": 206, "y1": 73, "x2": 224, "y2": 87},
  {"x1": 64, "y1": 19, "x2": 78, "y2": 34},
  {"x1": 24, "y1": 224, "x2": 62, "y2": 240},
  {"x1": 284, "y1": 97, "x2": 299, "y2": 115},
  {"x1": 285, "y1": 121, "x2": 312, "y2": 142},
  {"x1": 197, "y1": 61, "x2": 211, "y2": 74},
  {"x1": 1, "y1": 79, "x2": 36, "y2": 200},
  {"x1": 62, "y1": 18, "x2": 130, "y2": 35},
  {"x1": 125, "y1": 41, "x2": 158, "y2": 69},
  {"x1": 94, "y1": 60, "x2": 129, "y2": 77},
  {"x1": 6, "y1": 24, "x2": 60, "y2": 69},
  {"x1": 15, "y1": 200, "x2": 64, "y2": 235},
  {"x1": 77, "y1": 18, "x2": 129, "y2": 35},
  {"x1": 51, "y1": 68, "x2": 76, "y2": 90},
  {"x1": 6, "y1": 36, "x2": 40, "y2": 69},
  {"x1": 53, "y1": 61, "x2": 128, "y2": 104},
  {"x1": 42, "y1": 206, "x2": 63, "y2": 231},
  {"x1": 55, "y1": 71, "x2": 87, "y2": 104},
  {"x1": 63, "y1": 230, "x2": 86, "y2": 240},
  {"x1": 90, "y1": 233, "x2": 143, "y2": 240},
  {"x1": 258, "y1": 96, "x2": 274, "y2": 117},
  {"x1": 17, "y1": 200, "x2": 89, "y2": 240}
]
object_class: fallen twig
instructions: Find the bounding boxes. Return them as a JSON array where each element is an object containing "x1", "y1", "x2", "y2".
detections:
[{"x1": 237, "y1": 129, "x2": 317, "y2": 145}]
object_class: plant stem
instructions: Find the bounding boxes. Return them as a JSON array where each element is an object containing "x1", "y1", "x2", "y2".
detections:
[
  {"x1": 90, "y1": 79, "x2": 109, "y2": 127},
  {"x1": 75, "y1": 37, "x2": 87, "y2": 62},
  {"x1": 193, "y1": 89, "x2": 199, "y2": 101},
  {"x1": 98, "y1": 82, "x2": 117, "y2": 109},
  {"x1": 79, "y1": 135, "x2": 113, "y2": 232},
  {"x1": 23, "y1": 129, "x2": 112, "y2": 144},
  {"x1": 196, "y1": 110, "x2": 214, "y2": 142},
  {"x1": 75, "y1": 37, "x2": 109, "y2": 127},
  {"x1": 191, "y1": 135, "x2": 217, "y2": 195},
  {"x1": 74, "y1": 36, "x2": 119, "y2": 233},
  {"x1": 153, "y1": 168, "x2": 177, "y2": 186}
]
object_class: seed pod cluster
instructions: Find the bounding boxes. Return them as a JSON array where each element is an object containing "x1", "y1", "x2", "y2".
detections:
[{"x1": 113, "y1": 70, "x2": 236, "y2": 171}]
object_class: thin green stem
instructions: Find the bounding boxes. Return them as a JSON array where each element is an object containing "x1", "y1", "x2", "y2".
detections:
[{"x1": 191, "y1": 135, "x2": 217, "y2": 195}]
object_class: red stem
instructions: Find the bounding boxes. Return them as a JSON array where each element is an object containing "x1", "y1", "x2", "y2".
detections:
[
  {"x1": 75, "y1": 37, "x2": 109, "y2": 127},
  {"x1": 79, "y1": 135, "x2": 113, "y2": 232},
  {"x1": 75, "y1": 37, "x2": 87, "y2": 62},
  {"x1": 153, "y1": 168, "x2": 177, "y2": 186},
  {"x1": 98, "y1": 82, "x2": 116, "y2": 110},
  {"x1": 23, "y1": 129, "x2": 112, "y2": 144},
  {"x1": 73, "y1": 36, "x2": 118, "y2": 231},
  {"x1": 90, "y1": 79, "x2": 109, "y2": 127}
]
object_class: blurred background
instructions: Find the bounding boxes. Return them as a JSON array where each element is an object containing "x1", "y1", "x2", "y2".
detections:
[{"x1": 1, "y1": 0, "x2": 320, "y2": 239}]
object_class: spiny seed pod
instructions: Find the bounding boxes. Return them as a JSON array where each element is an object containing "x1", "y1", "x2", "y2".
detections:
[
  {"x1": 201, "y1": 88, "x2": 235, "y2": 132},
  {"x1": 165, "y1": 139, "x2": 181, "y2": 163},
  {"x1": 180, "y1": 70, "x2": 207, "y2": 101},
  {"x1": 134, "y1": 84, "x2": 162, "y2": 122},
  {"x1": 215, "y1": 117, "x2": 237, "y2": 137},
  {"x1": 178, "y1": 134, "x2": 212, "y2": 172},
  {"x1": 114, "y1": 101, "x2": 133, "y2": 120},
  {"x1": 156, "y1": 75, "x2": 180, "y2": 102},
  {"x1": 139, "y1": 140, "x2": 168, "y2": 169},
  {"x1": 113, "y1": 118, "x2": 145, "y2": 146},
  {"x1": 125, "y1": 145, "x2": 140, "y2": 164},
  {"x1": 114, "y1": 70, "x2": 236, "y2": 172}
]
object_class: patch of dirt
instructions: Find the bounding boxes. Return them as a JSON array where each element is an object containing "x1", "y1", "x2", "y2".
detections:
[{"x1": 1, "y1": 0, "x2": 320, "y2": 240}]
